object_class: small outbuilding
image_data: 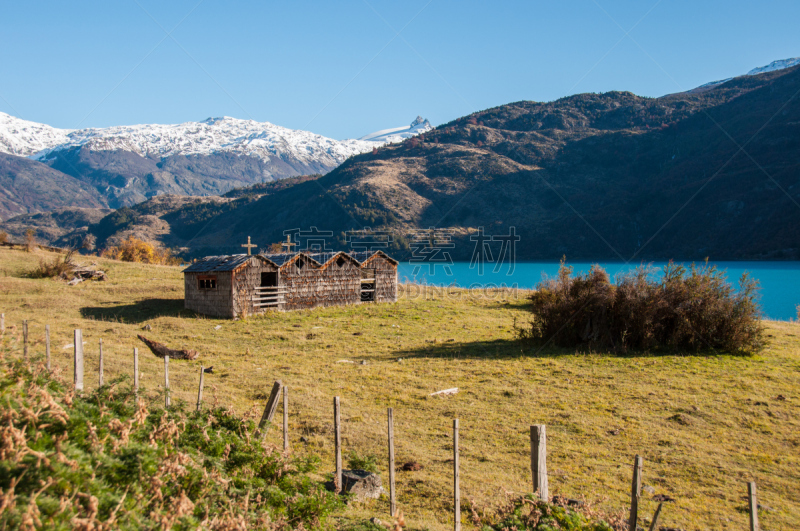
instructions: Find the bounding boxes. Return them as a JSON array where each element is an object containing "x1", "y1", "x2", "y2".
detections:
[{"x1": 183, "y1": 250, "x2": 398, "y2": 318}]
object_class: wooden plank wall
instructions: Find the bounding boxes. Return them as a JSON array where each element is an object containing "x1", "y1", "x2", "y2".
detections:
[
  {"x1": 232, "y1": 259, "x2": 279, "y2": 317},
  {"x1": 184, "y1": 272, "x2": 235, "y2": 318},
  {"x1": 281, "y1": 256, "x2": 361, "y2": 311},
  {"x1": 184, "y1": 253, "x2": 398, "y2": 317},
  {"x1": 366, "y1": 255, "x2": 398, "y2": 303}
]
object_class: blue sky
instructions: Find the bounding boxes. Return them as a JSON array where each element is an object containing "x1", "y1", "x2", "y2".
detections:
[{"x1": 1, "y1": 0, "x2": 799, "y2": 139}]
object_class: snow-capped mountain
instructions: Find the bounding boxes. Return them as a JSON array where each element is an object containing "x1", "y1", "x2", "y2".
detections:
[
  {"x1": 0, "y1": 112, "x2": 71, "y2": 157},
  {"x1": 359, "y1": 116, "x2": 433, "y2": 143},
  {"x1": 695, "y1": 56, "x2": 800, "y2": 90},
  {"x1": 0, "y1": 112, "x2": 386, "y2": 168},
  {"x1": 0, "y1": 111, "x2": 434, "y2": 215},
  {"x1": 746, "y1": 57, "x2": 800, "y2": 76}
]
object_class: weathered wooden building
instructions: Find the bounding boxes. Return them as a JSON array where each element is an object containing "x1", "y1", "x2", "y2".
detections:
[{"x1": 183, "y1": 250, "x2": 398, "y2": 318}]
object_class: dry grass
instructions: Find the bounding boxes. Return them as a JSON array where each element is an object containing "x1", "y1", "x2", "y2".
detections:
[{"x1": 1, "y1": 247, "x2": 798, "y2": 530}]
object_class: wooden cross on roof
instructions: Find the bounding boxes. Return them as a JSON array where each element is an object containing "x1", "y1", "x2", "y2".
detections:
[
  {"x1": 282, "y1": 234, "x2": 297, "y2": 252},
  {"x1": 241, "y1": 236, "x2": 257, "y2": 255}
]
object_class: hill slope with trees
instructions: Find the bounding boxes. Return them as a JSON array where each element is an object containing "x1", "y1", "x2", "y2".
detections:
[
  {"x1": 152, "y1": 64, "x2": 800, "y2": 260},
  {"x1": 4, "y1": 65, "x2": 800, "y2": 260}
]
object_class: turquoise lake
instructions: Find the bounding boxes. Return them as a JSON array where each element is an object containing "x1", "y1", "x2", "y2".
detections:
[{"x1": 397, "y1": 261, "x2": 800, "y2": 321}]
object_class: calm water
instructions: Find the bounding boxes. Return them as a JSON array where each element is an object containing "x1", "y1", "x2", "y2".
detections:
[{"x1": 397, "y1": 261, "x2": 800, "y2": 321}]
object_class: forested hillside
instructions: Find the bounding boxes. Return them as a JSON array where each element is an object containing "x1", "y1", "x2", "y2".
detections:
[{"x1": 4, "y1": 65, "x2": 799, "y2": 260}]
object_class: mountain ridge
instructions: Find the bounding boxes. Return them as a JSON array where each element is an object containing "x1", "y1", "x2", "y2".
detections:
[
  {"x1": 0, "y1": 113, "x2": 431, "y2": 216},
  {"x1": 3, "y1": 61, "x2": 800, "y2": 260},
  {"x1": 122, "y1": 62, "x2": 798, "y2": 261}
]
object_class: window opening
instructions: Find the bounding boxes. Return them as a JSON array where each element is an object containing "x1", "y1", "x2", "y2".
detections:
[{"x1": 198, "y1": 275, "x2": 217, "y2": 289}]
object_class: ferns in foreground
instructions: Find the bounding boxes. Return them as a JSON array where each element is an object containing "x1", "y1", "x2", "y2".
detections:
[
  {"x1": 481, "y1": 495, "x2": 622, "y2": 531},
  {"x1": 0, "y1": 346, "x2": 341, "y2": 530}
]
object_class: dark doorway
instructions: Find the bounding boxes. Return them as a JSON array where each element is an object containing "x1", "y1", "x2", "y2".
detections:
[{"x1": 261, "y1": 272, "x2": 278, "y2": 287}]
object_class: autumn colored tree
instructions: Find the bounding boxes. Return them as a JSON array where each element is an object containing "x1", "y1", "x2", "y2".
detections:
[
  {"x1": 101, "y1": 236, "x2": 179, "y2": 265},
  {"x1": 24, "y1": 229, "x2": 37, "y2": 252}
]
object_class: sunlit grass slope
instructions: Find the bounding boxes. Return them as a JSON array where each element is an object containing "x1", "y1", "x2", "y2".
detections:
[{"x1": 1, "y1": 248, "x2": 798, "y2": 530}]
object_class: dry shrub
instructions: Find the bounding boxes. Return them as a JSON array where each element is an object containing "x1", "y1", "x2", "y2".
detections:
[
  {"x1": 101, "y1": 235, "x2": 180, "y2": 265},
  {"x1": 0, "y1": 231, "x2": 8, "y2": 245},
  {"x1": 24, "y1": 228, "x2": 36, "y2": 252},
  {"x1": 524, "y1": 260, "x2": 765, "y2": 354},
  {"x1": 28, "y1": 249, "x2": 76, "y2": 279}
]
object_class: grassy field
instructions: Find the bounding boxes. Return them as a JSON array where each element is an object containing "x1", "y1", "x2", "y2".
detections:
[{"x1": 1, "y1": 247, "x2": 799, "y2": 530}]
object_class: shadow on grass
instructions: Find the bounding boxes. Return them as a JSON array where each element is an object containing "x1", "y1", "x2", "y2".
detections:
[
  {"x1": 395, "y1": 337, "x2": 563, "y2": 360},
  {"x1": 395, "y1": 337, "x2": 738, "y2": 360},
  {"x1": 80, "y1": 298, "x2": 190, "y2": 324}
]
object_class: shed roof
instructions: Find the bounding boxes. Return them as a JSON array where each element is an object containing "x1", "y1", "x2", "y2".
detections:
[
  {"x1": 184, "y1": 250, "x2": 397, "y2": 274},
  {"x1": 349, "y1": 250, "x2": 399, "y2": 266},
  {"x1": 183, "y1": 254, "x2": 258, "y2": 273},
  {"x1": 260, "y1": 252, "x2": 323, "y2": 268}
]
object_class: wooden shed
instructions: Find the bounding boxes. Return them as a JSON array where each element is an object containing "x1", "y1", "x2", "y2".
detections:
[{"x1": 183, "y1": 250, "x2": 398, "y2": 318}]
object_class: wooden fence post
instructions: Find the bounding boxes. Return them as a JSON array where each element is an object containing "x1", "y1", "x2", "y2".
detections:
[
  {"x1": 73, "y1": 329, "x2": 84, "y2": 391},
  {"x1": 334, "y1": 396, "x2": 342, "y2": 493},
  {"x1": 454, "y1": 418, "x2": 460, "y2": 531},
  {"x1": 748, "y1": 482, "x2": 760, "y2": 531},
  {"x1": 0, "y1": 313, "x2": 4, "y2": 333},
  {"x1": 133, "y1": 348, "x2": 139, "y2": 394},
  {"x1": 388, "y1": 407, "x2": 396, "y2": 516},
  {"x1": 648, "y1": 502, "x2": 663, "y2": 531},
  {"x1": 283, "y1": 385, "x2": 289, "y2": 451},
  {"x1": 98, "y1": 339, "x2": 104, "y2": 387},
  {"x1": 196, "y1": 366, "x2": 205, "y2": 411},
  {"x1": 531, "y1": 425, "x2": 548, "y2": 501},
  {"x1": 45, "y1": 324, "x2": 50, "y2": 370},
  {"x1": 23, "y1": 320, "x2": 28, "y2": 358},
  {"x1": 257, "y1": 380, "x2": 283, "y2": 436},
  {"x1": 628, "y1": 455, "x2": 643, "y2": 531},
  {"x1": 164, "y1": 355, "x2": 170, "y2": 408}
]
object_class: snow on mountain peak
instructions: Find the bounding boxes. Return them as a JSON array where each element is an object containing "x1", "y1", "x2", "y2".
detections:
[
  {"x1": 746, "y1": 57, "x2": 800, "y2": 76},
  {"x1": 0, "y1": 112, "x2": 72, "y2": 157},
  {"x1": 359, "y1": 116, "x2": 433, "y2": 143},
  {"x1": 410, "y1": 115, "x2": 428, "y2": 127},
  {"x1": 0, "y1": 112, "x2": 402, "y2": 169},
  {"x1": 694, "y1": 57, "x2": 800, "y2": 91},
  {"x1": 0, "y1": 111, "x2": 433, "y2": 168}
]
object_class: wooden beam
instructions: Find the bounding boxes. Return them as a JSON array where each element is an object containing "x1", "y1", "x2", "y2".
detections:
[
  {"x1": 454, "y1": 418, "x2": 460, "y2": 531},
  {"x1": 531, "y1": 425, "x2": 548, "y2": 501},
  {"x1": 388, "y1": 408, "x2": 396, "y2": 516},
  {"x1": 73, "y1": 329, "x2": 84, "y2": 391},
  {"x1": 748, "y1": 482, "x2": 760, "y2": 531},
  {"x1": 334, "y1": 396, "x2": 342, "y2": 493},
  {"x1": 628, "y1": 455, "x2": 643, "y2": 531},
  {"x1": 257, "y1": 381, "x2": 283, "y2": 437}
]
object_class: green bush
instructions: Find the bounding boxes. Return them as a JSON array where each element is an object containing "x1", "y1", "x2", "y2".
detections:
[
  {"x1": 346, "y1": 450, "x2": 379, "y2": 473},
  {"x1": 523, "y1": 260, "x2": 765, "y2": 354},
  {"x1": 0, "y1": 344, "x2": 342, "y2": 530},
  {"x1": 481, "y1": 495, "x2": 617, "y2": 531}
]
